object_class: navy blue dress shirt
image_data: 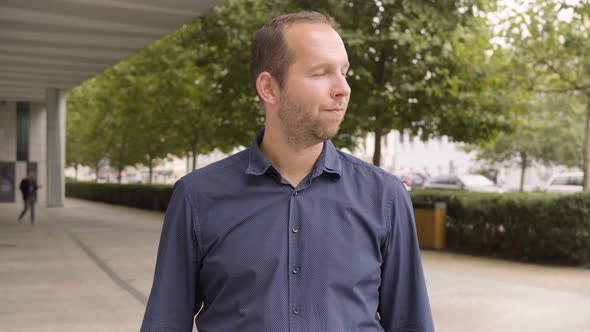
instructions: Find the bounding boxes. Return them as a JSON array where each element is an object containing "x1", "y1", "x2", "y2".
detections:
[{"x1": 141, "y1": 129, "x2": 434, "y2": 332}]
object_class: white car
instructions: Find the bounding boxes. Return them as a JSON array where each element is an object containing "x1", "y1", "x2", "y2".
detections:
[
  {"x1": 545, "y1": 172, "x2": 583, "y2": 193},
  {"x1": 423, "y1": 174, "x2": 505, "y2": 193}
]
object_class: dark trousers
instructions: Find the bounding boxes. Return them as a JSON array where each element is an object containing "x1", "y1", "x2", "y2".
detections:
[{"x1": 18, "y1": 197, "x2": 35, "y2": 224}]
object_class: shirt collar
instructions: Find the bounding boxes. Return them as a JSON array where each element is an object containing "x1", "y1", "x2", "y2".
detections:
[
  {"x1": 245, "y1": 128, "x2": 273, "y2": 176},
  {"x1": 245, "y1": 128, "x2": 342, "y2": 179}
]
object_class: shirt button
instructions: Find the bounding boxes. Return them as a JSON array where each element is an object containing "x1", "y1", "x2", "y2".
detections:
[
  {"x1": 293, "y1": 191, "x2": 298, "y2": 196},
  {"x1": 292, "y1": 227, "x2": 299, "y2": 233},
  {"x1": 292, "y1": 267, "x2": 299, "y2": 274},
  {"x1": 293, "y1": 308, "x2": 300, "y2": 315}
]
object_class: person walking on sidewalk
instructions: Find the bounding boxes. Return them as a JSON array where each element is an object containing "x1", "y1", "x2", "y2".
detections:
[
  {"x1": 141, "y1": 11, "x2": 434, "y2": 332},
  {"x1": 18, "y1": 170, "x2": 40, "y2": 225}
]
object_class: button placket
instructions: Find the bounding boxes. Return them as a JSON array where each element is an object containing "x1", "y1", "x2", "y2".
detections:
[{"x1": 288, "y1": 188, "x2": 302, "y2": 327}]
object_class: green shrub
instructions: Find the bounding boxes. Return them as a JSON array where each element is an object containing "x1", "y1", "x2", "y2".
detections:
[
  {"x1": 66, "y1": 181, "x2": 590, "y2": 265},
  {"x1": 410, "y1": 190, "x2": 590, "y2": 265},
  {"x1": 66, "y1": 180, "x2": 173, "y2": 212}
]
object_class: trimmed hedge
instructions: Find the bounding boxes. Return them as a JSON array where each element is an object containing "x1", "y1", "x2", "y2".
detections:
[
  {"x1": 66, "y1": 180, "x2": 173, "y2": 212},
  {"x1": 410, "y1": 190, "x2": 590, "y2": 265},
  {"x1": 66, "y1": 181, "x2": 590, "y2": 265}
]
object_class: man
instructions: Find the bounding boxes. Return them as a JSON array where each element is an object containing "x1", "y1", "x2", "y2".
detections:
[
  {"x1": 141, "y1": 11, "x2": 434, "y2": 332},
  {"x1": 18, "y1": 170, "x2": 39, "y2": 225}
]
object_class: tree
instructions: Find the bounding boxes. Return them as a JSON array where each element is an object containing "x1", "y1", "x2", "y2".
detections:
[
  {"x1": 502, "y1": 0, "x2": 590, "y2": 190},
  {"x1": 67, "y1": 78, "x2": 113, "y2": 181},
  {"x1": 68, "y1": 0, "x2": 522, "y2": 179},
  {"x1": 176, "y1": 0, "x2": 282, "y2": 158},
  {"x1": 119, "y1": 37, "x2": 183, "y2": 183},
  {"x1": 466, "y1": 93, "x2": 585, "y2": 191},
  {"x1": 285, "y1": 0, "x2": 515, "y2": 165},
  {"x1": 66, "y1": 85, "x2": 88, "y2": 178}
]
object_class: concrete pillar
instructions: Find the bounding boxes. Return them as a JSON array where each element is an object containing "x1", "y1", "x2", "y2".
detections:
[{"x1": 46, "y1": 88, "x2": 66, "y2": 207}]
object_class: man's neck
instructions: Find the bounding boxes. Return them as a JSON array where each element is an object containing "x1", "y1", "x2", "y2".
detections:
[{"x1": 260, "y1": 127, "x2": 324, "y2": 188}]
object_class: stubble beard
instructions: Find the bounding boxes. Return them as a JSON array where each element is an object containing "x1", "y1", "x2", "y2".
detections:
[{"x1": 277, "y1": 93, "x2": 344, "y2": 149}]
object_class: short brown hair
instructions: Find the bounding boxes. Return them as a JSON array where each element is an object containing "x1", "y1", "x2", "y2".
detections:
[{"x1": 249, "y1": 11, "x2": 336, "y2": 95}]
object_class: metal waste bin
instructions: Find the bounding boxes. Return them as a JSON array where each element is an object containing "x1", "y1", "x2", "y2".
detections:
[{"x1": 413, "y1": 202, "x2": 447, "y2": 249}]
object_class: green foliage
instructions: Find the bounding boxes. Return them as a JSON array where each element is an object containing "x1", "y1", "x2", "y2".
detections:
[
  {"x1": 66, "y1": 180, "x2": 590, "y2": 265},
  {"x1": 66, "y1": 79, "x2": 112, "y2": 175},
  {"x1": 288, "y1": 0, "x2": 516, "y2": 164},
  {"x1": 500, "y1": 0, "x2": 590, "y2": 189},
  {"x1": 67, "y1": 0, "x2": 521, "y2": 172},
  {"x1": 175, "y1": 0, "x2": 281, "y2": 150},
  {"x1": 410, "y1": 189, "x2": 590, "y2": 265},
  {"x1": 464, "y1": 93, "x2": 585, "y2": 191}
]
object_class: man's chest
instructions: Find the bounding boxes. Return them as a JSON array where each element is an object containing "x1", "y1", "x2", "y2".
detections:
[{"x1": 196, "y1": 188, "x2": 387, "y2": 288}]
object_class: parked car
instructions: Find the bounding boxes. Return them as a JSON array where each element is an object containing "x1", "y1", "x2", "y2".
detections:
[
  {"x1": 121, "y1": 172, "x2": 144, "y2": 184},
  {"x1": 423, "y1": 174, "x2": 504, "y2": 193},
  {"x1": 399, "y1": 173, "x2": 429, "y2": 191},
  {"x1": 544, "y1": 172, "x2": 583, "y2": 193}
]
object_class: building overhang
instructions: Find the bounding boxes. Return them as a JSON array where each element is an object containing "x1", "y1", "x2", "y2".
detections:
[{"x1": 0, "y1": 0, "x2": 223, "y2": 102}]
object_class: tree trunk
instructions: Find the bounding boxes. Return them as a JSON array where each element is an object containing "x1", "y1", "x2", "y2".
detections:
[
  {"x1": 117, "y1": 166, "x2": 123, "y2": 184},
  {"x1": 373, "y1": 121, "x2": 382, "y2": 166},
  {"x1": 191, "y1": 147, "x2": 197, "y2": 171},
  {"x1": 371, "y1": 43, "x2": 390, "y2": 167},
  {"x1": 519, "y1": 151, "x2": 528, "y2": 192},
  {"x1": 117, "y1": 142, "x2": 126, "y2": 184},
  {"x1": 191, "y1": 126, "x2": 199, "y2": 171},
  {"x1": 74, "y1": 164, "x2": 78, "y2": 180},
  {"x1": 148, "y1": 153, "x2": 153, "y2": 185},
  {"x1": 95, "y1": 164, "x2": 100, "y2": 183},
  {"x1": 186, "y1": 151, "x2": 190, "y2": 174},
  {"x1": 584, "y1": 97, "x2": 590, "y2": 191}
]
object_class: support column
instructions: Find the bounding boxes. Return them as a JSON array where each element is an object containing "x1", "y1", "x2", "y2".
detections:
[{"x1": 46, "y1": 88, "x2": 66, "y2": 207}]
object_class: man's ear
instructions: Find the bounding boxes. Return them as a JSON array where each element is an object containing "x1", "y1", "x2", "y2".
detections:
[{"x1": 256, "y1": 72, "x2": 279, "y2": 106}]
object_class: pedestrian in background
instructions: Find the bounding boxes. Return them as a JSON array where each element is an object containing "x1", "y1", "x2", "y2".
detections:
[{"x1": 18, "y1": 170, "x2": 40, "y2": 225}]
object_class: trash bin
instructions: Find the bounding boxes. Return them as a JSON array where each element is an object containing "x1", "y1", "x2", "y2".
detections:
[{"x1": 413, "y1": 202, "x2": 446, "y2": 249}]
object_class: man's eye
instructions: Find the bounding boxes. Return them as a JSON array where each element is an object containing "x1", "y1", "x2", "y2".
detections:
[{"x1": 313, "y1": 72, "x2": 327, "y2": 76}]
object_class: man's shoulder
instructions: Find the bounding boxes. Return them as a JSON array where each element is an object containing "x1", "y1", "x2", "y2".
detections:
[
  {"x1": 178, "y1": 148, "x2": 250, "y2": 187},
  {"x1": 336, "y1": 150, "x2": 396, "y2": 180},
  {"x1": 336, "y1": 149, "x2": 405, "y2": 190}
]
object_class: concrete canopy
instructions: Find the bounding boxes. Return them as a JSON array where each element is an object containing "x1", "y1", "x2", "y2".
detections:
[{"x1": 0, "y1": 0, "x2": 224, "y2": 102}]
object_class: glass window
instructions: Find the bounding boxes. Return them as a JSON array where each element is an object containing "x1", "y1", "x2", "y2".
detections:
[
  {"x1": 16, "y1": 102, "x2": 30, "y2": 161},
  {"x1": 461, "y1": 175, "x2": 495, "y2": 186},
  {"x1": 430, "y1": 176, "x2": 447, "y2": 184},
  {"x1": 569, "y1": 176, "x2": 583, "y2": 186},
  {"x1": 551, "y1": 176, "x2": 569, "y2": 186},
  {"x1": 0, "y1": 162, "x2": 15, "y2": 202}
]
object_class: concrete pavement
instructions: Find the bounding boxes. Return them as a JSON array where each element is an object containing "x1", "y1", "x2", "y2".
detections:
[{"x1": 1, "y1": 198, "x2": 589, "y2": 332}]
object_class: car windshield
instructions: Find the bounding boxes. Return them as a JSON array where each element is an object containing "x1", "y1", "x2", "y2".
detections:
[
  {"x1": 550, "y1": 176, "x2": 568, "y2": 185},
  {"x1": 550, "y1": 175, "x2": 582, "y2": 186},
  {"x1": 461, "y1": 175, "x2": 495, "y2": 186}
]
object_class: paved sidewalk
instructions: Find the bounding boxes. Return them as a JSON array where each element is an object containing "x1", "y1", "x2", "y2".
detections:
[{"x1": 1, "y1": 198, "x2": 589, "y2": 332}]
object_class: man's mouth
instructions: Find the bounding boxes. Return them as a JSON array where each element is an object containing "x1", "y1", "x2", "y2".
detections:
[{"x1": 324, "y1": 108, "x2": 345, "y2": 115}]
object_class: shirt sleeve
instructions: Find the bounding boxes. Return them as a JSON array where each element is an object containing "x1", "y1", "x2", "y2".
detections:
[
  {"x1": 378, "y1": 180, "x2": 435, "y2": 332},
  {"x1": 141, "y1": 179, "x2": 202, "y2": 332}
]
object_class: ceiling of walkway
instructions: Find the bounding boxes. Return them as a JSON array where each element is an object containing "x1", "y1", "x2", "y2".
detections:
[{"x1": 0, "y1": 0, "x2": 223, "y2": 102}]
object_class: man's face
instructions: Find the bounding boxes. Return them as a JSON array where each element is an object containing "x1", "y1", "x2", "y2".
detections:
[{"x1": 276, "y1": 23, "x2": 351, "y2": 148}]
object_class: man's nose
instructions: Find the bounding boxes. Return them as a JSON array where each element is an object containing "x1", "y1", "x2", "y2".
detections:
[{"x1": 332, "y1": 75, "x2": 351, "y2": 101}]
